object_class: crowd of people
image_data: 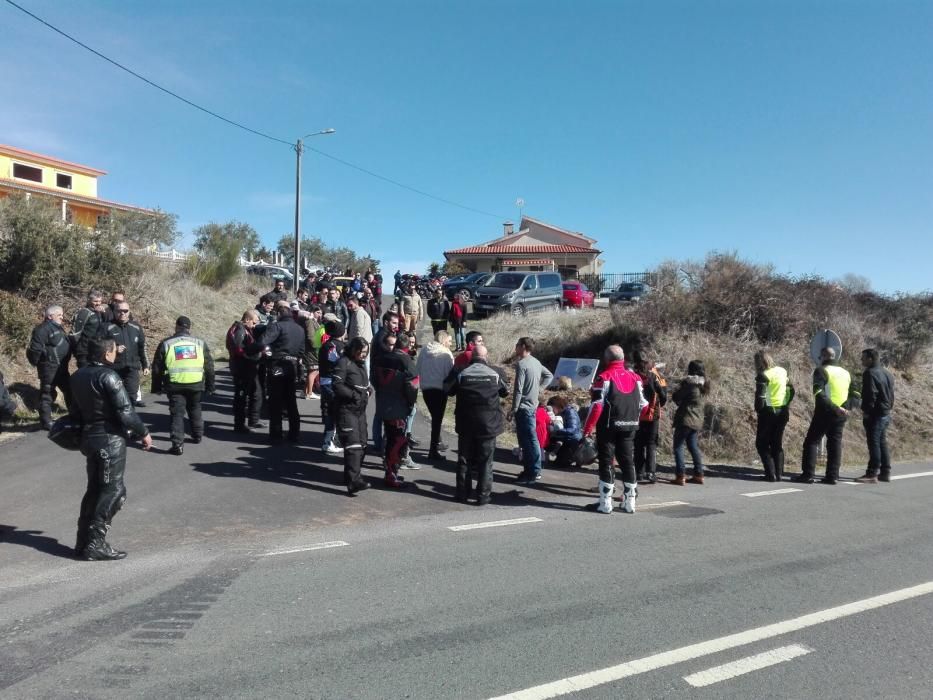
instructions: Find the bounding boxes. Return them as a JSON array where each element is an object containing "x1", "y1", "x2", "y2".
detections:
[{"x1": 1, "y1": 268, "x2": 896, "y2": 561}]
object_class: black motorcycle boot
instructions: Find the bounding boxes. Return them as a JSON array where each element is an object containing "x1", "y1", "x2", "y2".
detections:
[{"x1": 80, "y1": 524, "x2": 127, "y2": 561}]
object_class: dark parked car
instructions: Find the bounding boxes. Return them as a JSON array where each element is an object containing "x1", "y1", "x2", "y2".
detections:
[
  {"x1": 609, "y1": 282, "x2": 649, "y2": 304},
  {"x1": 562, "y1": 281, "x2": 595, "y2": 309},
  {"x1": 473, "y1": 272, "x2": 564, "y2": 317},
  {"x1": 443, "y1": 272, "x2": 491, "y2": 302}
]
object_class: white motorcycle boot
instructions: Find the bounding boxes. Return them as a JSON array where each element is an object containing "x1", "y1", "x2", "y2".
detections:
[
  {"x1": 621, "y1": 482, "x2": 638, "y2": 513},
  {"x1": 596, "y1": 480, "x2": 614, "y2": 514}
]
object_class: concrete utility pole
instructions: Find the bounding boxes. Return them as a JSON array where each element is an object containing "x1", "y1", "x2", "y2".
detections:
[{"x1": 293, "y1": 129, "x2": 335, "y2": 292}]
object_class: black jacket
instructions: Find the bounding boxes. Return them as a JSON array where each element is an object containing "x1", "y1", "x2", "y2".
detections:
[
  {"x1": 70, "y1": 306, "x2": 106, "y2": 363},
  {"x1": 106, "y1": 321, "x2": 148, "y2": 371},
  {"x1": 333, "y1": 355, "x2": 370, "y2": 417},
  {"x1": 27, "y1": 319, "x2": 71, "y2": 369},
  {"x1": 0, "y1": 370, "x2": 16, "y2": 420},
  {"x1": 861, "y1": 364, "x2": 895, "y2": 417},
  {"x1": 260, "y1": 316, "x2": 305, "y2": 359},
  {"x1": 268, "y1": 289, "x2": 289, "y2": 303},
  {"x1": 69, "y1": 362, "x2": 148, "y2": 439},
  {"x1": 151, "y1": 333, "x2": 216, "y2": 393},
  {"x1": 323, "y1": 299, "x2": 350, "y2": 328},
  {"x1": 320, "y1": 338, "x2": 346, "y2": 379},
  {"x1": 373, "y1": 349, "x2": 419, "y2": 421},
  {"x1": 427, "y1": 298, "x2": 450, "y2": 321},
  {"x1": 444, "y1": 358, "x2": 509, "y2": 439}
]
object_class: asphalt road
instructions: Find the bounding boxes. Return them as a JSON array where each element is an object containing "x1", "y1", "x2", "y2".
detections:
[{"x1": 2, "y1": 338, "x2": 932, "y2": 698}]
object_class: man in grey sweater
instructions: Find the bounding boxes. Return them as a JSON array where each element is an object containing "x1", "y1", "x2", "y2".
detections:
[{"x1": 510, "y1": 337, "x2": 554, "y2": 484}]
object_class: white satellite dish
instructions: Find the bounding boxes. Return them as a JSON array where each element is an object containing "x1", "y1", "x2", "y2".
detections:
[{"x1": 809, "y1": 329, "x2": 843, "y2": 365}]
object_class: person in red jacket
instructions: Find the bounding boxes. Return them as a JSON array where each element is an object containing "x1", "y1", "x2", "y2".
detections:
[
  {"x1": 449, "y1": 297, "x2": 467, "y2": 351},
  {"x1": 583, "y1": 345, "x2": 647, "y2": 514},
  {"x1": 453, "y1": 330, "x2": 484, "y2": 371}
]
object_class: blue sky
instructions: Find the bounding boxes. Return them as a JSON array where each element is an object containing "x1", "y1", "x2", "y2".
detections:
[{"x1": 1, "y1": 0, "x2": 930, "y2": 292}]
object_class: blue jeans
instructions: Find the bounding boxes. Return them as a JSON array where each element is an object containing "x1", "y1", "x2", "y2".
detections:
[
  {"x1": 452, "y1": 325, "x2": 466, "y2": 350},
  {"x1": 372, "y1": 404, "x2": 384, "y2": 451},
  {"x1": 863, "y1": 415, "x2": 891, "y2": 474},
  {"x1": 515, "y1": 408, "x2": 541, "y2": 477},
  {"x1": 406, "y1": 404, "x2": 416, "y2": 434},
  {"x1": 673, "y1": 425, "x2": 704, "y2": 476}
]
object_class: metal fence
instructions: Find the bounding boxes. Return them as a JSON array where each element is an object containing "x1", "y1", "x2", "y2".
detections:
[{"x1": 578, "y1": 272, "x2": 656, "y2": 296}]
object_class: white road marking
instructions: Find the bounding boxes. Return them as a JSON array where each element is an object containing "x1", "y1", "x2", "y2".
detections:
[
  {"x1": 890, "y1": 470, "x2": 933, "y2": 481},
  {"x1": 839, "y1": 481, "x2": 861, "y2": 486},
  {"x1": 741, "y1": 488, "x2": 803, "y2": 498},
  {"x1": 262, "y1": 541, "x2": 350, "y2": 556},
  {"x1": 683, "y1": 644, "x2": 813, "y2": 687},
  {"x1": 448, "y1": 517, "x2": 543, "y2": 532},
  {"x1": 487, "y1": 580, "x2": 933, "y2": 700},
  {"x1": 638, "y1": 500, "x2": 690, "y2": 510}
]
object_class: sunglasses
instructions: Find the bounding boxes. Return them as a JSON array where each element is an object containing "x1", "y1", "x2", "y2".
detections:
[{"x1": 116, "y1": 309, "x2": 130, "y2": 314}]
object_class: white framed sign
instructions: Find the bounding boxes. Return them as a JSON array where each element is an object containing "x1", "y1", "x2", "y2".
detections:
[{"x1": 551, "y1": 357, "x2": 599, "y2": 390}]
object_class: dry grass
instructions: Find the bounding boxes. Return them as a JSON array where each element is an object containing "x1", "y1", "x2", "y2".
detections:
[
  {"x1": 0, "y1": 263, "x2": 260, "y2": 420},
  {"x1": 473, "y1": 306, "x2": 933, "y2": 468}
]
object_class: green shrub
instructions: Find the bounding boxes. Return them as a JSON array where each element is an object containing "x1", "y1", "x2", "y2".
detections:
[{"x1": 0, "y1": 194, "x2": 143, "y2": 300}]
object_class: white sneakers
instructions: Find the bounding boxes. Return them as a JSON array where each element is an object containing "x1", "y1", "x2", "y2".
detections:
[
  {"x1": 597, "y1": 480, "x2": 614, "y2": 514},
  {"x1": 323, "y1": 442, "x2": 344, "y2": 456},
  {"x1": 399, "y1": 455, "x2": 421, "y2": 470},
  {"x1": 621, "y1": 482, "x2": 638, "y2": 513}
]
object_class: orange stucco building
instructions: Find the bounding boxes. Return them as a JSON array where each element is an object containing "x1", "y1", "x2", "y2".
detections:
[{"x1": 0, "y1": 144, "x2": 153, "y2": 226}]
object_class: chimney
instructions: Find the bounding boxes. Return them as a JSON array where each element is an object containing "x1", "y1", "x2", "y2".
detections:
[{"x1": 503, "y1": 221, "x2": 514, "y2": 236}]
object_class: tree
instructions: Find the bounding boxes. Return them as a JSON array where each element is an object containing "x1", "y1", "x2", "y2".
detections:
[
  {"x1": 441, "y1": 260, "x2": 469, "y2": 276},
  {"x1": 839, "y1": 273, "x2": 872, "y2": 294},
  {"x1": 194, "y1": 221, "x2": 258, "y2": 259},
  {"x1": 187, "y1": 221, "x2": 255, "y2": 288},
  {"x1": 107, "y1": 208, "x2": 178, "y2": 249},
  {"x1": 276, "y1": 234, "x2": 379, "y2": 273}
]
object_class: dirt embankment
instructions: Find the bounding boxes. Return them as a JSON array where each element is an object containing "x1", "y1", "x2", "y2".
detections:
[
  {"x1": 472, "y1": 306, "x2": 933, "y2": 468},
  {"x1": 0, "y1": 264, "x2": 261, "y2": 427}
]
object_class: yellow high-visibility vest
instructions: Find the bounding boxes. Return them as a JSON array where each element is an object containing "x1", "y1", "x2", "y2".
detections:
[
  {"x1": 818, "y1": 365, "x2": 851, "y2": 407},
  {"x1": 164, "y1": 336, "x2": 205, "y2": 385},
  {"x1": 763, "y1": 366, "x2": 789, "y2": 408}
]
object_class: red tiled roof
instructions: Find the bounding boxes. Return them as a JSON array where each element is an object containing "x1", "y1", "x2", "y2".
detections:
[
  {"x1": 0, "y1": 144, "x2": 107, "y2": 177},
  {"x1": 0, "y1": 178, "x2": 156, "y2": 214},
  {"x1": 445, "y1": 244, "x2": 598, "y2": 255}
]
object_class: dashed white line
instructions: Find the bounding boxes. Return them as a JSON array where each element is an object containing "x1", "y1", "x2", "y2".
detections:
[
  {"x1": 742, "y1": 488, "x2": 803, "y2": 498},
  {"x1": 638, "y1": 500, "x2": 690, "y2": 510},
  {"x1": 262, "y1": 541, "x2": 350, "y2": 556},
  {"x1": 683, "y1": 644, "x2": 813, "y2": 687},
  {"x1": 486, "y1": 580, "x2": 933, "y2": 700},
  {"x1": 448, "y1": 517, "x2": 543, "y2": 532},
  {"x1": 839, "y1": 481, "x2": 861, "y2": 486},
  {"x1": 890, "y1": 470, "x2": 933, "y2": 481}
]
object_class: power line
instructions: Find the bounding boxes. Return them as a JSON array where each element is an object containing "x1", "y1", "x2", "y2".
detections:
[
  {"x1": 308, "y1": 147, "x2": 505, "y2": 219},
  {"x1": 4, "y1": 0, "x2": 507, "y2": 219},
  {"x1": 3, "y1": 0, "x2": 293, "y2": 146}
]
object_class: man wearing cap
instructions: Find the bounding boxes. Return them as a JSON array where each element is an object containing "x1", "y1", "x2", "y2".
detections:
[{"x1": 151, "y1": 316, "x2": 215, "y2": 455}]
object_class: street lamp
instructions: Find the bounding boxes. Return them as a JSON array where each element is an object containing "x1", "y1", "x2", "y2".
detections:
[{"x1": 294, "y1": 128, "x2": 336, "y2": 291}]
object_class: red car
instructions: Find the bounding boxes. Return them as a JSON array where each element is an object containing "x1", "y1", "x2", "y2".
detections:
[{"x1": 562, "y1": 281, "x2": 595, "y2": 308}]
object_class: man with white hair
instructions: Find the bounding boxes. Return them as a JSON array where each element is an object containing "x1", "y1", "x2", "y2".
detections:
[
  {"x1": 582, "y1": 345, "x2": 647, "y2": 514},
  {"x1": 26, "y1": 304, "x2": 74, "y2": 429},
  {"x1": 444, "y1": 343, "x2": 510, "y2": 505}
]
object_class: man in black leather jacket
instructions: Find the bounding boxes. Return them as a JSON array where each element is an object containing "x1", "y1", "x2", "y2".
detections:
[
  {"x1": 333, "y1": 337, "x2": 373, "y2": 495},
  {"x1": 259, "y1": 302, "x2": 306, "y2": 443},
  {"x1": 105, "y1": 300, "x2": 149, "y2": 407},
  {"x1": 71, "y1": 291, "x2": 108, "y2": 368},
  {"x1": 27, "y1": 304, "x2": 74, "y2": 430},
  {"x1": 70, "y1": 338, "x2": 152, "y2": 560}
]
